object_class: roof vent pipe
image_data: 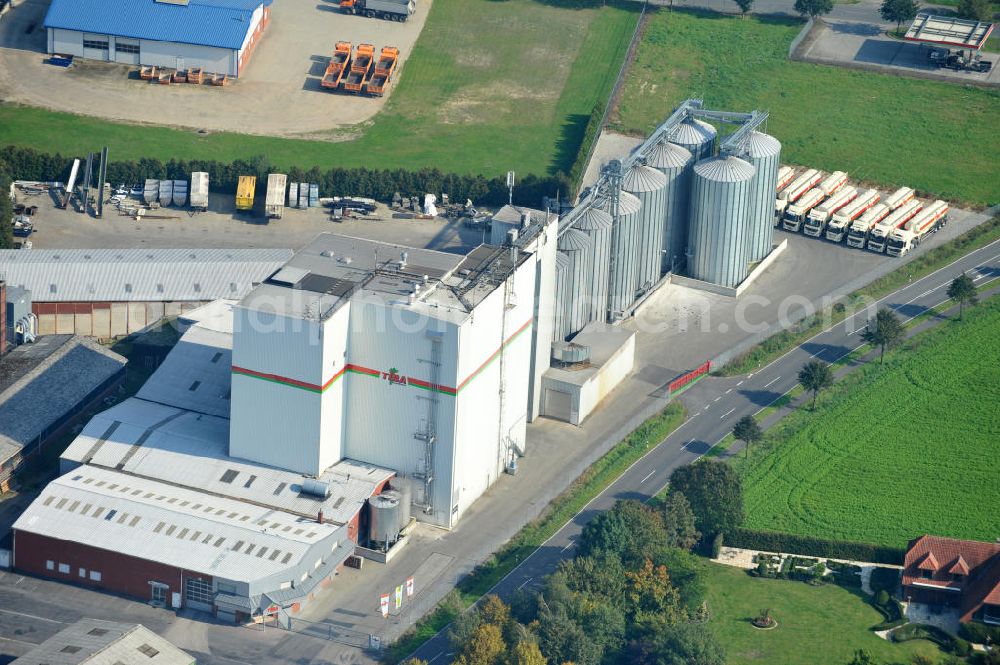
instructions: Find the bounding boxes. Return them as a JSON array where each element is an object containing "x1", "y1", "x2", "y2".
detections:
[
  {"x1": 520, "y1": 211, "x2": 531, "y2": 228},
  {"x1": 400, "y1": 251, "x2": 408, "y2": 268},
  {"x1": 318, "y1": 510, "x2": 324, "y2": 525}
]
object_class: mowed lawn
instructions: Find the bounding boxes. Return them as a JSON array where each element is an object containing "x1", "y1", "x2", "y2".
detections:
[
  {"x1": 736, "y1": 297, "x2": 1000, "y2": 548},
  {"x1": 701, "y1": 560, "x2": 939, "y2": 664},
  {"x1": 0, "y1": 0, "x2": 638, "y2": 175},
  {"x1": 613, "y1": 10, "x2": 1000, "y2": 206}
]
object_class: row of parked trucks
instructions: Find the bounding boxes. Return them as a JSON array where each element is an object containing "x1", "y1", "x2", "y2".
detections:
[
  {"x1": 236, "y1": 174, "x2": 320, "y2": 217},
  {"x1": 339, "y1": 0, "x2": 415, "y2": 21},
  {"x1": 774, "y1": 167, "x2": 949, "y2": 256},
  {"x1": 321, "y1": 42, "x2": 399, "y2": 96}
]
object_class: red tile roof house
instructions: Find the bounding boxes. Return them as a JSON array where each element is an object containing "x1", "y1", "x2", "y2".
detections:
[{"x1": 902, "y1": 535, "x2": 1000, "y2": 625}]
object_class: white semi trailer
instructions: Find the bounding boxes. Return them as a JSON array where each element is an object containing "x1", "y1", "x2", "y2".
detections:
[
  {"x1": 884, "y1": 186, "x2": 915, "y2": 211},
  {"x1": 846, "y1": 204, "x2": 891, "y2": 249},
  {"x1": 866, "y1": 199, "x2": 923, "y2": 253},
  {"x1": 826, "y1": 189, "x2": 880, "y2": 243},
  {"x1": 803, "y1": 186, "x2": 858, "y2": 237},
  {"x1": 816, "y1": 171, "x2": 848, "y2": 197},
  {"x1": 189, "y1": 172, "x2": 209, "y2": 211},
  {"x1": 782, "y1": 187, "x2": 827, "y2": 232},
  {"x1": 886, "y1": 200, "x2": 949, "y2": 257},
  {"x1": 266, "y1": 173, "x2": 288, "y2": 218},
  {"x1": 775, "y1": 168, "x2": 821, "y2": 225}
]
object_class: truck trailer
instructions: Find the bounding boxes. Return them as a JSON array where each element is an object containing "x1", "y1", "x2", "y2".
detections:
[
  {"x1": 782, "y1": 187, "x2": 826, "y2": 232},
  {"x1": 846, "y1": 204, "x2": 891, "y2": 249},
  {"x1": 288, "y1": 182, "x2": 299, "y2": 208},
  {"x1": 367, "y1": 46, "x2": 399, "y2": 96},
  {"x1": 340, "y1": 0, "x2": 415, "y2": 21},
  {"x1": 826, "y1": 188, "x2": 879, "y2": 243},
  {"x1": 884, "y1": 186, "x2": 915, "y2": 211},
  {"x1": 803, "y1": 186, "x2": 858, "y2": 237},
  {"x1": 866, "y1": 199, "x2": 923, "y2": 253},
  {"x1": 265, "y1": 173, "x2": 288, "y2": 218},
  {"x1": 816, "y1": 170, "x2": 848, "y2": 197},
  {"x1": 775, "y1": 168, "x2": 821, "y2": 225},
  {"x1": 236, "y1": 175, "x2": 256, "y2": 211},
  {"x1": 322, "y1": 42, "x2": 352, "y2": 89},
  {"x1": 886, "y1": 200, "x2": 948, "y2": 257},
  {"x1": 189, "y1": 172, "x2": 209, "y2": 211}
]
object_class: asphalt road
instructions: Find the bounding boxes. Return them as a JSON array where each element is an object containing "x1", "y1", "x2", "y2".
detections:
[{"x1": 408, "y1": 236, "x2": 1000, "y2": 664}]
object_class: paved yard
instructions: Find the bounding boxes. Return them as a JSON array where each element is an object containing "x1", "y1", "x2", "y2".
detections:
[{"x1": 0, "y1": 0, "x2": 432, "y2": 136}]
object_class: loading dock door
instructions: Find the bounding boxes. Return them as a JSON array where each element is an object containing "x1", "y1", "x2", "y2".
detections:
[
  {"x1": 115, "y1": 39, "x2": 140, "y2": 65},
  {"x1": 184, "y1": 577, "x2": 214, "y2": 612},
  {"x1": 543, "y1": 389, "x2": 572, "y2": 423}
]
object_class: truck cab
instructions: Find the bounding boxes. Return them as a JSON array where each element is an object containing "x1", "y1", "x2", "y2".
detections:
[
  {"x1": 803, "y1": 186, "x2": 858, "y2": 237},
  {"x1": 846, "y1": 203, "x2": 890, "y2": 249},
  {"x1": 782, "y1": 187, "x2": 825, "y2": 232},
  {"x1": 886, "y1": 201, "x2": 948, "y2": 257},
  {"x1": 867, "y1": 200, "x2": 923, "y2": 253}
]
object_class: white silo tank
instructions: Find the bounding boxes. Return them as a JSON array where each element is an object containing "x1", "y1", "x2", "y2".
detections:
[
  {"x1": 573, "y1": 205, "x2": 614, "y2": 327},
  {"x1": 553, "y1": 251, "x2": 572, "y2": 341},
  {"x1": 622, "y1": 164, "x2": 669, "y2": 296},
  {"x1": 646, "y1": 141, "x2": 694, "y2": 275},
  {"x1": 743, "y1": 132, "x2": 782, "y2": 262},
  {"x1": 672, "y1": 118, "x2": 717, "y2": 162},
  {"x1": 606, "y1": 190, "x2": 643, "y2": 321},
  {"x1": 557, "y1": 229, "x2": 592, "y2": 336},
  {"x1": 688, "y1": 155, "x2": 757, "y2": 288}
]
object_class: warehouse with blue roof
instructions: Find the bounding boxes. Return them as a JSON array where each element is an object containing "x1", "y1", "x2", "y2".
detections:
[{"x1": 43, "y1": 0, "x2": 272, "y2": 77}]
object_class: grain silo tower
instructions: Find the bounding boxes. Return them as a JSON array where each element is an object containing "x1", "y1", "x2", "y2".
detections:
[
  {"x1": 605, "y1": 180, "x2": 643, "y2": 321},
  {"x1": 573, "y1": 204, "x2": 614, "y2": 328},
  {"x1": 688, "y1": 155, "x2": 757, "y2": 288},
  {"x1": 743, "y1": 132, "x2": 782, "y2": 262},
  {"x1": 622, "y1": 164, "x2": 669, "y2": 296},
  {"x1": 645, "y1": 141, "x2": 694, "y2": 275},
  {"x1": 557, "y1": 229, "x2": 592, "y2": 337},
  {"x1": 672, "y1": 118, "x2": 717, "y2": 162},
  {"x1": 553, "y1": 251, "x2": 572, "y2": 342}
]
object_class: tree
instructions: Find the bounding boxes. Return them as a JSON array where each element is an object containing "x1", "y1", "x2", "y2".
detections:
[
  {"x1": 479, "y1": 595, "x2": 511, "y2": 628},
  {"x1": 957, "y1": 0, "x2": 991, "y2": 20},
  {"x1": 667, "y1": 461, "x2": 744, "y2": 541},
  {"x1": 507, "y1": 640, "x2": 547, "y2": 665},
  {"x1": 732, "y1": 415, "x2": 763, "y2": 458},
  {"x1": 798, "y1": 360, "x2": 834, "y2": 410},
  {"x1": 454, "y1": 623, "x2": 506, "y2": 665},
  {"x1": 947, "y1": 273, "x2": 978, "y2": 320},
  {"x1": 626, "y1": 623, "x2": 726, "y2": 665},
  {"x1": 0, "y1": 174, "x2": 13, "y2": 250},
  {"x1": 577, "y1": 500, "x2": 667, "y2": 566},
  {"x1": 848, "y1": 649, "x2": 880, "y2": 665},
  {"x1": 880, "y1": 0, "x2": 920, "y2": 35},
  {"x1": 660, "y1": 492, "x2": 700, "y2": 550},
  {"x1": 861, "y1": 308, "x2": 904, "y2": 364},
  {"x1": 794, "y1": 0, "x2": 834, "y2": 20},
  {"x1": 734, "y1": 0, "x2": 754, "y2": 17}
]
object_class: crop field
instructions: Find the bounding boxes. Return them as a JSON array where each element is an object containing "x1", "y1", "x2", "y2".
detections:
[
  {"x1": 613, "y1": 9, "x2": 1000, "y2": 206},
  {"x1": 701, "y1": 560, "x2": 938, "y2": 664},
  {"x1": 0, "y1": 0, "x2": 638, "y2": 176},
  {"x1": 735, "y1": 297, "x2": 1000, "y2": 548}
]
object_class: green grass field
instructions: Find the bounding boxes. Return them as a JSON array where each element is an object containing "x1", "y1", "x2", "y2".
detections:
[
  {"x1": 0, "y1": 0, "x2": 638, "y2": 175},
  {"x1": 735, "y1": 296, "x2": 1000, "y2": 548},
  {"x1": 613, "y1": 9, "x2": 1000, "y2": 206},
  {"x1": 701, "y1": 560, "x2": 939, "y2": 664}
]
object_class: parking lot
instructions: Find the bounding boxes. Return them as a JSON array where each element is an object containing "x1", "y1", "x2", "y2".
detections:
[
  {"x1": 799, "y1": 19, "x2": 1000, "y2": 86},
  {"x1": 0, "y1": 0, "x2": 432, "y2": 136}
]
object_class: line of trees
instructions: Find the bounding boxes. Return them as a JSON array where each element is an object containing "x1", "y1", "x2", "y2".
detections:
[{"x1": 0, "y1": 145, "x2": 572, "y2": 209}]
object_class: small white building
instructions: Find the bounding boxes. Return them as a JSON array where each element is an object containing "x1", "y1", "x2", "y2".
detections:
[{"x1": 43, "y1": 0, "x2": 272, "y2": 77}]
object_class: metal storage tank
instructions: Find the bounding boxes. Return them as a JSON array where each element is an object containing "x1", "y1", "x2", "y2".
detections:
[
  {"x1": 646, "y1": 141, "x2": 694, "y2": 274},
  {"x1": 393, "y1": 479, "x2": 413, "y2": 528},
  {"x1": 743, "y1": 132, "x2": 782, "y2": 262},
  {"x1": 557, "y1": 229, "x2": 592, "y2": 336},
  {"x1": 572, "y1": 204, "x2": 614, "y2": 327},
  {"x1": 688, "y1": 155, "x2": 757, "y2": 288},
  {"x1": 606, "y1": 189, "x2": 643, "y2": 321},
  {"x1": 553, "y1": 251, "x2": 572, "y2": 341},
  {"x1": 622, "y1": 164, "x2": 668, "y2": 295},
  {"x1": 672, "y1": 118, "x2": 717, "y2": 162},
  {"x1": 369, "y1": 492, "x2": 401, "y2": 548}
]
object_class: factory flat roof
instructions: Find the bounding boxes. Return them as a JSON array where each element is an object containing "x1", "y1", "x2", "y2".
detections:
[
  {"x1": 136, "y1": 323, "x2": 232, "y2": 418},
  {"x1": 14, "y1": 465, "x2": 340, "y2": 583},
  {"x1": 544, "y1": 324, "x2": 636, "y2": 388},
  {"x1": 59, "y1": 397, "x2": 392, "y2": 526},
  {"x1": 0, "y1": 335, "x2": 126, "y2": 464},
  {"x1": 239, "y1": 233, "x2": 529, "y2": 323},
  {"x1": 905, "y1": 13, "x2": 995, "y2": 49},
  {"x1": 11, "y1": 618, "x2": 193, "y2": 665},
  {"x1": 0, "y1": 248, "x2": 291, "y2": 303}
]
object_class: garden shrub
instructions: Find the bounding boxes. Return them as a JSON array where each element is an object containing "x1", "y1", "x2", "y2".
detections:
[
  {"x1": 726, "y1": 529, "x2": 905, "y2": 565},
  {"x1": 869, "y1": 567, "x2": 902, "y2": 594},
  {"x1": 959, "y1": 622, "x2": 1000, "y2": 644},
  {"x1": 875, "y1": 590, "x2": 889, "y2": 606}
]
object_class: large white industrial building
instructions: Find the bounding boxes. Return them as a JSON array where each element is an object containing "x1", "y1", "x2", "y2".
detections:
[{"x1": 43, "y1": 0, "x2": 271, "y2": 77}]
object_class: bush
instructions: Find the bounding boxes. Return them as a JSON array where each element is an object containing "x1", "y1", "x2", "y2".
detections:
[
  {"x1": 870, "y1": 593, "x2": 906, "y2": 632},
  {"x1": 875, "y1": 590, "x2": 889, "y2": 606},
  {"x1": 959, "y1": 622, "x2": 1000, "y2": 645},
  {"x1": 710, "y1": 532, "x2": 724, "y2": 559},
  {"x1": 952, "y1": 637, "x2": 971, "y2": 657},
  {"x1": 726, "y1": 529, "x2": 906, "y2": 565},
  {"x1": 892, "y1": 623, "x2": 961, "y2": 651},
  {"x1": 869, "y1": 567, "x2": 901, "y2": 594}
]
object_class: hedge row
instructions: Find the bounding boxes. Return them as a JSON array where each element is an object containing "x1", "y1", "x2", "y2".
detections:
[
  {"x1": 959, "y1": 621, "x2": 1000, "y2": 645},
  {"x1": 0, "y1": 145, "x2": 571, "y2": 208},
  {"x1": 726, "y1": 528, "x2": 906, "y2": 565},
  {"x1": 892, "y1": 623, "x2": 970, "y2": 656}
]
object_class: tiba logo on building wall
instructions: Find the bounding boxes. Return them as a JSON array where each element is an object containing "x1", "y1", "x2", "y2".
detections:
[{"x1": 382, "y1": 367, "x2": 408, "y2": 386}]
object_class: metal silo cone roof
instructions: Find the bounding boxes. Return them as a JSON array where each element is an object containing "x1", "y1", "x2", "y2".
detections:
[
  {"x1": 622, "y1": 164, "x2": 668, "y2": 193},
  {"x1": 694, "y1": 155, "x2": 756, "y2": 182},
  {"x1": 744, "y1": 131, "x2": 781, "y2": 159},
  {"x1": 646, "y1": 141, "x2": 693, "y2": 170},
  {"x1": 616, "y1": 190, "x2": 642, "y2": 215},
  {"x1": 573, "y1": 206, "x2": 613, "y2": 230},
  {"x1": 673, "y1": 118, "x2": 716, "y2": 145},
  {"x1": 555, "y1": 251, "x2": 571, "y2": 270},
  {"x1": 558, "y1": 228, "x2": 592, "y2": 252}
]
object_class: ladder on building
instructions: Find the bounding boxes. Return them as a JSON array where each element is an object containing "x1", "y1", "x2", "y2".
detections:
[{"x1": 413, "y1": 331, "x2": 443, "y2": 515}]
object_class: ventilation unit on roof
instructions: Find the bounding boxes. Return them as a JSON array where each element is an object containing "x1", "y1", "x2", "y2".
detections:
[{"x1": 300, "y1": 478, "x2": 331, "y2": 498}]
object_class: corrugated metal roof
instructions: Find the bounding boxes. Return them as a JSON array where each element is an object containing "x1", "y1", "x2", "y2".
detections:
[
  {"x1": 11, "y1": 618, "x2": 193, "y2": 665},
  {"x1": 646, "y1": 141, "x2": 693, "y2": 170},
  {"x1": 673, "y1": 118, "x2": 717, "y2": 145},
  {"x1": 0, "y1": 248, "x2": 291, "y2": 303},
  {"x1": 557, "y1": 229, "x2": 591, "y2": 252},
  {"x1": 622, "y1": 164, "x2": 667, "y2": 194},
  {"x1": 14, "y1": 464, "x2": 337, "y2": 583},
  {"x1": 614, "y1": 190, "x2": 643, "y2": 216},
  {"x1": 136, "y1": 324, "x2": 232, "y2": 418},
  {"x1": 572, "y1": 207, "x2": 613, "y2": 231},
  {"x1": 43, "y1": 0, "x2": 262, "y2": 50},
  {"x1": 745, "y1": 131, "x2": 782, "y2": 159},
  {"x1": 694, "y1": 155, "x2": 756, "y2": 182}
]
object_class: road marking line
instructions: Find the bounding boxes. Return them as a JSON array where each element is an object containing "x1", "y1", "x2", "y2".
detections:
[
  {"x1": 736, "y1": 380, "x2": 744, "y2": 386},
  {"x1": 720, "y1": 408, "x2": 735, "y2": 419},
  {"x1": 713, "y1": 396, "x2": 721, "y2": 402},
  {"x1": 809, "y1": 349, "x2": 824, "y2": 358},
  {"x1": 640, "y1": 470, "x2": 657, "y2": 484},
  {"x1": 0, "y1": 608, "x2": 64, "y2": 624},
  {"x1": 725, "y1": 388, "x2": 733, "y2": 394},
  {"x1": 427, "y1": 652, "x2": 443, "y2": 664},
  {"x1": 763, "y1": 376, "x2": 780, "y2": 388},
  {"x1": 974, "y1": 274, "x2": 984, "y2": 281},
  {"x1": 561, "y1": 540, "x2": 575, "y2": 553},
  {"x1": 516, "y1": 577, "x2": 533, "y2": 591},
  {"x1": 702, "y1": 405, "x2": 710, "y2": 411}
]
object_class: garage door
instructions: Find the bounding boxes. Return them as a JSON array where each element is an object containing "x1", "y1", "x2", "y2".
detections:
[
  {"x1": 82, "y1": 33, "x2": 110, "y2": 61},
  {"x1": 543, "y1": 389, "x2": 572, "y2": 423},
  {"x1": 115, "y1": 39, "x2": 140, "y2": 65},
  {"x1": 184, "y1": 577, "x2": 214, "y2": 612}
]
